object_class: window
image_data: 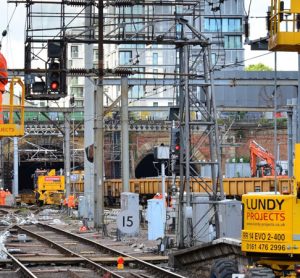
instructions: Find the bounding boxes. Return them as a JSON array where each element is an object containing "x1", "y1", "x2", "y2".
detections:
[
  {"x1": 119, "y1": 51, "x2": 132, "y2": 65},
  {"x1": 168, "y1": 102, "x2": 173, "y2": 106},
  {"x1": 176, "y1": 24, "x2": 182, "y2": 36},
  {"x1": 204, "y1": 18, "x2": 242, "y2": 32},
  {"x1": 71, "y1": 87, "x2": 84, "y2": 98},
  {"x1": 131, "y1": 67, "x2": 145, "y2": 78},
  {"x1": 75, "y1": 100, "x2": 84, "y2": 107},
  {"x1": 224, "y1": 35, "x2": 242, "y2": 49},
  {"x1": 70, "y1": 77, "x2": 78, "y2": 86},
  {"x1": 71, "y1": 45, "x2": 79, "y2": 58},
  {"x1": 211, "y1": 53, "x2": 217, "y2": 65},
  {"x1": 129, "y1": 85, "x2": 144, "y2": 99},
  {"x1": 124, "y1": 18, "x2": 144, "y2": 33},
  {"x1": 153, "y1": 69, "x2": 158, "y2": 78},
  {"x1": 123, "y1": 5, "x2": 144, "y2": 15},
  {"x1": 153, "y1": 53, "x2": 158, "y2": 65},
  {"x1": 153, "y1": 102, "x2": 158, "y2": 107},
  {"x1": 93, "y1": 49, "x2": 98, "y2": 61}
]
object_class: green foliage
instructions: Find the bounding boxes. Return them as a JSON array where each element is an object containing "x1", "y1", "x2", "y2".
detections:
[
  {"x1": 245, "y1": 63, "x2": 273, "y2": 71},
  {"x1": 276, "y1": 118, "x2": 287, "y2": 128},
  {"x1": 258, "y1": 118, "x2": 272, "y2": 127}
]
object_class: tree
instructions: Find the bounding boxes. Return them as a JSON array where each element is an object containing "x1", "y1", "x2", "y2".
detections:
[{"x1": 245, "y1": 63, "x2": 273, "y2": 71}]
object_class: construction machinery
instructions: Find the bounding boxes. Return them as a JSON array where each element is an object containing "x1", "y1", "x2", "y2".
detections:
[
  {"x1": 33, "y1": 169, "x2": 65, "y2": 205},
  {"x1": 250, "y1": 140, "x2": 286, "y2": 178},
  {"x1": 0, "y1": 77, "x2": 25, "y2": 138},
  {"x1": 210, "y1": 2, "x2": 300, "y2": 277},
  {"x1": 240, "y1": 1, "x2": 300, "y2": 276},
  {"x1": 239, "y1": 143, "x2": 300, "y2": 277}
]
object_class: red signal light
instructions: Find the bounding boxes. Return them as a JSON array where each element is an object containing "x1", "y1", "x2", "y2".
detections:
[
  {"x1": 175, "y1": 145, "x2": 180, "y2": 151},
  {"x1": 117, "y1": 257, "x2": 124, "y2": 264},
  {"x1": 50, "y1": 81, "x2": 59, "y2": 91}
]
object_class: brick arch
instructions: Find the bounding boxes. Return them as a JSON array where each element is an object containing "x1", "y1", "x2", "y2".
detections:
[
  {"x1": 135, "y1": 142, "x2": 156, "y2": 169},
  {"x1": 133, "y1": 140, "x2": 206, "y2": 174}
]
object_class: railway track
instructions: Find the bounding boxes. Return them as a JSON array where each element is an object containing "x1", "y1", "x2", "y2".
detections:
[{"x1": 1, "y1": 223, "x2": 185, "y2": 278}]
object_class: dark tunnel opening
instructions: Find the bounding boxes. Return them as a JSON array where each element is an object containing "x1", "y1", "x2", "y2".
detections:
[
  {"x1": 135, "y1": 152, "x2": 198, "y2": 179},
  {"x1": 18, "y1": 162, "x2": 64, "y2": 193},
  {"x1": 135, "y1": 153, "x2": 159, "y2": 178}
]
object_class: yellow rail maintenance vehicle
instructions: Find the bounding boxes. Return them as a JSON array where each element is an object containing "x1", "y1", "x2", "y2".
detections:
[
  {"x1": 241, "y1": 144, "x2": 300, "y2": 277},
  {"x1": 34, "y1": 169, "x2": 65, "y2": 206}
]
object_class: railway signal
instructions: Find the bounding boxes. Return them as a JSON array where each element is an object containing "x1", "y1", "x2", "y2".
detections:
[
  {"x1": 170, "y1": 127, "x2": 180, "y2": 159},
  {"x1": 47, "y1": 60, "x2": 61, "y2": 93}
]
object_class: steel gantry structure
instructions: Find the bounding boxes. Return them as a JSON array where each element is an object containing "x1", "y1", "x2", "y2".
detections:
[{"x1": 7, "y1": 0, "x2": 242, "y2": 245}]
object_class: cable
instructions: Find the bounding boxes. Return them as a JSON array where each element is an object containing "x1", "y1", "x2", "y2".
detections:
[
  {"x1": 247, "y1": 0, "x2": 253, "y2": 17},
  {"x1": 1, "y1": 4, "x2": 18, "y2": 45}
]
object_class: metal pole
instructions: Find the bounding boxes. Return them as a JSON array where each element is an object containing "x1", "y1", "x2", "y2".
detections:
[
  {"x1": 293, "y1": 98, "x2": 297, "y2": 149},
  {"x1": 84, "y1": 2, "x2": 95, "y2": 220},
  {"x1": 13, "y1": 137, "x2": 18, "y2": 196},
  {"x1": 73, "y1": 113, "x2": 75, "y2": 172},
  {"x1": 297, "y1": 53, "x2": 300, "y2": 142},
  {"x1": 184, "y1": 45, "x2": 193, "y2": 246},
  {"x1": 184, "y1": 45, "x2": 190, "y2": 206},
  {"x1": 178, "y1": 46, "x2": 185, "y2": 249},
  {"x1": 207, "y1": 45, "x2": 224, "y2": 200},
  {"x1": 64, "y1": 113, "x2": 71, "y2": 198},
  {"x1": 161, "y1": 160, "x2": 166, "y2": 230},
  {"x1": 287, "y1": 110, "x2": 293, "y2": 176},
  {"x1": 121, "y1": 76, "x2": 129, "y2": 192},
  {"x1": 94, "y1": 1, "x2": 104, "y2": 229},
  {"x1": 0, "y1": 140, "x2": 3, "y2": 188},
  {"x1": 274, "y1": 52, "x2": 278, "y2": 193}
]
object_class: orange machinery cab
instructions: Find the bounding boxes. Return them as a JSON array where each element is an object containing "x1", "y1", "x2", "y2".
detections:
[{"x1": 0, "y1": 77, "x2": 25, "y2": 138}]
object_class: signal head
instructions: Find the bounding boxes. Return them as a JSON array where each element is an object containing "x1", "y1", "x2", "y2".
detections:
[{"x1": 50, "y1": 81, "x2": 59, "y2": 91}]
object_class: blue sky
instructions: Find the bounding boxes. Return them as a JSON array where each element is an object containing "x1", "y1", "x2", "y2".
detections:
[{"x1": 1, "y1": 0, "x2": 298, "y2": 71}]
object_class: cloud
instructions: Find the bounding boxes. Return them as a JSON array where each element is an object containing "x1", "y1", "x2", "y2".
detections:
[{"x1": 1, "y1": 1, "x2": 26, "y2": 68}]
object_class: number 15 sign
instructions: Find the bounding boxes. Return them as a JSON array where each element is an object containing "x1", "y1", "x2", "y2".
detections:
[{"x1": 117, "y1": 210, "x2": 139, "y2": 234}]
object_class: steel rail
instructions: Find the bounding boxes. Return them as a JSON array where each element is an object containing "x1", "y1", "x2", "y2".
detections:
[
  {"x1": 18, "y1": 223, "x2": 186, "y2": 278},
  {"x1": 39, "y1": 223, "x2": 186, "y2": 278},
  {"x1": 14, "y1": 225, "x2": 124, "y2": 278},
  {"x1": 4, "y1": 250, "x2": 38, "y2": 278}
]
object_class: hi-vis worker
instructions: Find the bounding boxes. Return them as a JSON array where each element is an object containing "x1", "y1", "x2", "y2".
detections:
[
  {"x1": 153, "y1": 192, "x2": 170, "y2": 207},
  {"x1": 0, "y1": 47, "x2": 8, "y2": 124},
  {"x1": 5, "y1": 189, "x2": 11, "y2": 205},
  {"x1": 0, "y1": 188, "x2": 6, "y2": 205}
]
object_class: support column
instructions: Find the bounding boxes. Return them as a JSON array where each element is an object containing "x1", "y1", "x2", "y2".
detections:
[
  {"x1": 84, "y1": 1, "x2": 95, "y2": 220},
  {"x1": 287, "y1": 110, "x2": 293, "y2": 176},
  {"x1": 13, "y1": 137, "x2": 18, "y2": 196},
  {"x1": 0, "y1": 140, "x2": 3, "y2": 188},
  {"x1": 94, "y1": 83, "x2": 104, "y2": 228},
  {"x1": 94, "y1": 0, "x2": 104, "y2": 229},
  {"x1": 293, "y1": 98, "x2": 297, "y2": 151},
  {"x1": 121, "y1": 76, "x2": 129, "y2": 192},
  {"x1": 64, "y1": 113, "x2": 71, "y2": 198},
  {"x1": 298, "y1": 54, "x2": 300, "y2": 142}
]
